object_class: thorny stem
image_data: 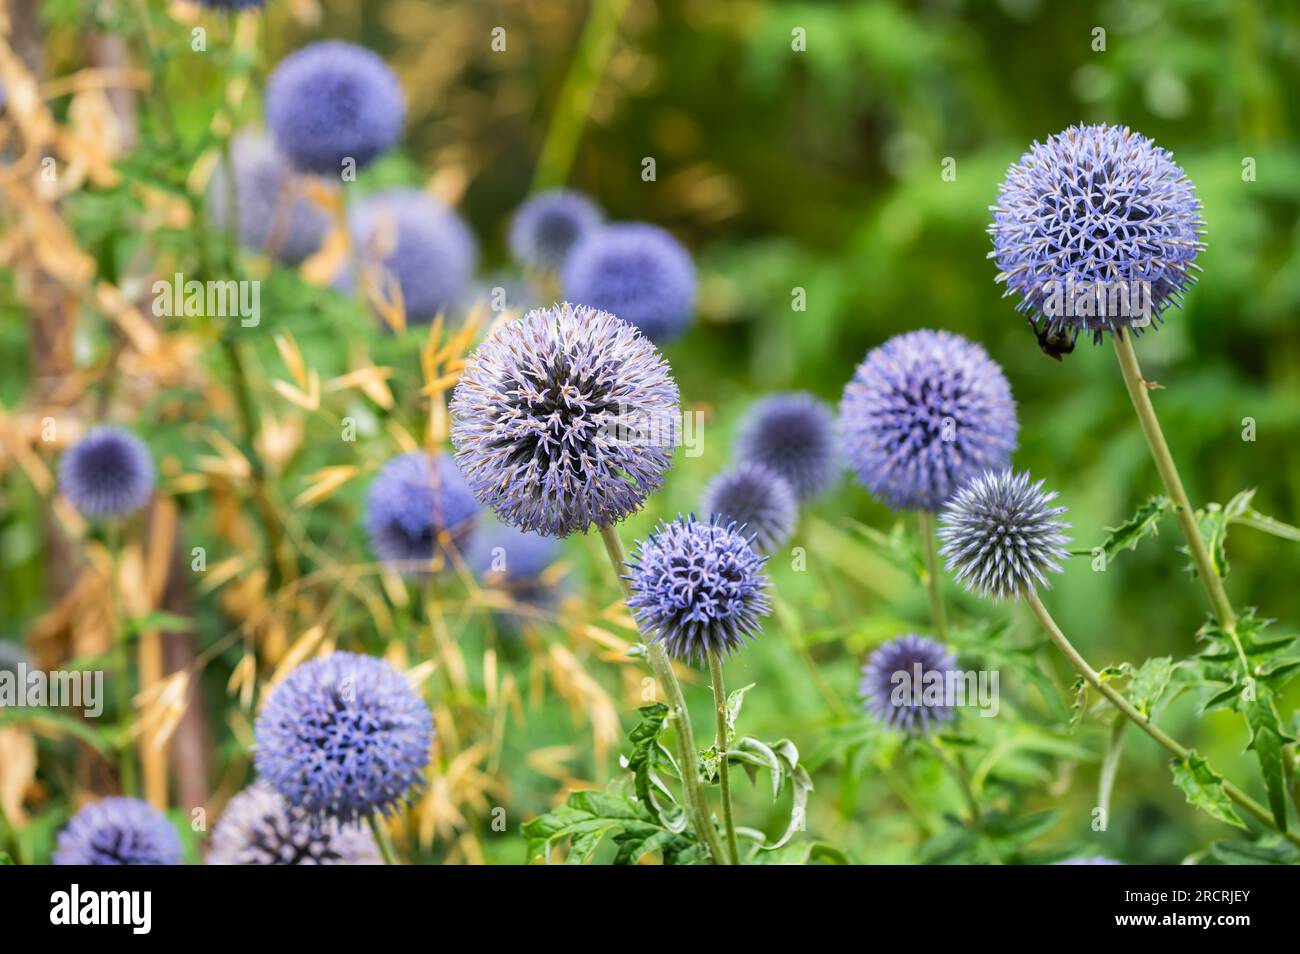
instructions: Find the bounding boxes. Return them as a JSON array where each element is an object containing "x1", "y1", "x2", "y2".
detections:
[
  {"x1": 1026, "y1": 590, "x2": 1300, "y2": 848},
  {"x1": 918, "y1": 510, "x2": 948, "y2": 641},
  {"x1": 367, "y1": 815, "x2": 399, "y2": 865},
  {"x1": 598, "y1": 525, "x2": 726, "y2": 865},
  {"x1": 707, "y1": 650, "x2": 740, "y2": 864}
]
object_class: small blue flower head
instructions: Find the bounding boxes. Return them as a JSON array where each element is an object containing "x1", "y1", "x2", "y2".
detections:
[
  {"x1": 939, "y1": 469, "x2": 1071, "y2": 600},
  {"x1": 266, "y1": 41, "x2": 405, "y2": 176},
  {"x1": 990, "y1": 123, "x2": 1205, "y2": 343},
  {"x1": 1054, "y1": 856, "x2": 1124, "y2": 865},
  {"x1": 509, "y1": 189, "x2": 603, "y2": 272},
  {"x1": 207, "y1": 782, "x2": 381, "y2": 865},
  {"x1": 59, "y1": 426, "x2": 154, "y2": 519},
  {"x1": 562, "y1": 223, "x2": 696, "y2": 343},
  {"x1": 735, "y1": 392, "x2": 839, "y2": 502},
  {"x1": 365, "y1": 452, "x2": 479, "y2": 575},
  {"x1": 470, "y1": 522, "x2": 564, "y2": 629},
  {"x1": 209, "y1": 131, "x2": 331, "y2": 265},
  {"x1": 340, "y1": 189, "x2": 478, "y2": 326},
  {"x1": 54, "y1": 797, "x2": 181, "y2": 865},
  {"x1": 625, "y1": 515, "x2": 771, "y2": 665},
  {"x1": 860, "y1": 634, "x2": 957, "y2": 735},
  {"x1": 839, "y1": 330, "x2": 1017, "y2": 512},
  {"x1": 255, "y1": 652, "x2": 434, "y2": 822},
  {"x1": 451, "y1": 303, "x2": 680, "y2": 537},
  {"x1": 700, "y1": 462, "x2": 798, "y2": 553}
]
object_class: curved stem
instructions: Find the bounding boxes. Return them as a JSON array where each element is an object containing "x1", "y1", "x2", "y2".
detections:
[
  {"x1": 707, "y1": 650, "x2": 740, "y2": 864},
  {"x1": 367, "y1": 815, "x2": 398, "y2": 865},
  {"x1": 918, "y1": 510, "x2": 947, "y2": 641},
  {"x1": 1026, "y1": 590, "x2": 1300, "y2": 847}
]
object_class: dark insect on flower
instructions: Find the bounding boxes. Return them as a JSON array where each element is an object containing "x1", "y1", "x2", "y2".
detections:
[
  {"x1": 365, "y1": 452, "x2": 480, "y2": 575},
  {"x1": 735, "y1": 392, "x2": 839, "y2": 502},
  {"x1": 990, "y1": 123, "x2": 1205, "y2": 343},
  {"x1": 509, "y1": 189, "x2": 603, "y2": 273},
  {"x1": 59, "y1": 426, "x2": 155, "y2": 519},
  {"x1": 859, "y1": 634, "x2": 957, "y2": 735},
  {"x1": 207, "y1": 782, "x2": 382, "y2": 865},
  {"x1": 938, "y1": 469, "x2": 1071, "y2": 600},
  {"x1": 53, "y1": 797, "x2": 181, "y2": 865},
  {"x1": 254, "y1": 652, "x2": 434, "y2": 822},
  {"x1": 266, "y1": 41, "x2": 405, "y2": 176},
  {"x1": 700, "y1": 462, "x2": 798, "y2": 553},
  {"x1": 450, "y1": 303, "x2": 680, "y2": 537},
  {"x1": 625, "y1": 515, "x2": 771, "y2": 665},
  {"x1": 562, "y1": 223, "x2": 696, "y2": 343},
  {"x1": 1028, "y1": 315, "x2": 1076, "y2": 362},
  {"x1": 839, "y1": 330, "x2": 1017, "y2": 511}
]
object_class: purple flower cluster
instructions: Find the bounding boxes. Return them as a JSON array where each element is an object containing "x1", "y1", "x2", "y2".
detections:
[
  {"x1": 735, "y1": 392, "x2": 839, "y2": 502},
  {"x1": 509, "y1": 189, "x2": 602, "y2": 272},
  {"x1": 53, "y1": 797, "x2": 181, "y2": 865},
  {"x1": 700, "y1": 462, "x2": 798, "y2": 553},
  {"x1": 59, "y1": 426, "x2": 154, "y2": 519},
  {"x1": 365, "y1": 452, "x2": 479, "y2": 575},
  {"x1": 859, "y1": 634, "x2": 957, "y2": 735},
  {"x1": 207, "y1": 782, "x2": 381, "y2": 865}
]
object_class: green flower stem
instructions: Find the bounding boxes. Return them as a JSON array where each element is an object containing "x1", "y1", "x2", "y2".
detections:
[
  {"x1": 1112, "y1": 333, "x2": 1235, "y2": 630},
  {"x1": 367, "y1": 815, "x2": 399, "y2": 865},
  {"x1": 707, "y1": 650, "x2": 740, "y2": 864},
  {"x1": 925, "y1": 736, "x2": 981, "y2": 828},
  {"x1": 1026, "y1": 589, "x2": 1300, "y2": 848},
  {"x1": 918, "y1": 510, "x2": 947, "y2": 641},
  {"x1": 105, "y1": 522, "x2": 138, "y2": 798},
  {"x1": 598, "y1": 525, "x2": 726, "y2": 865}
]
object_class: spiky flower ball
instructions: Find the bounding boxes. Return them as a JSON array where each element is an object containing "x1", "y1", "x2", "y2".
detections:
[
  {"x1": 839, "y1": 330, "x2": 1017, "y2": 511},
  {"x1": 365, "y1": 452, "x2": 479, "y2": 575},
  {"x1": 266, "y1": 41, "x2": 405, "y2": 176},
  {"x1": 625, "y1": 516, "x2": 770, "y2": 664},
  {"x1": 54, "y1": 797, "x2": 181, "y2": 865},
  {"x1": 562, "y1": 223, "x2": 696, "y2": 343},
  {"x1": 207, "y1": 782, "x2": 381, "y2": 865},
  {"x1": 255, "y1": 652, "x2": 434, "y2": 822},
  {"x1": 735, "y1": 392, "x2": 839, "y2": 502},
  {"x1": 451, "y1": 303, "x2": 680, "y2": 537},
  {"x1": 990, "y1": 123, "x2": 1204, "y2": 341},
  {"x1": 938, "y1": 469, "x2": 1071, "y2": 600},
  {"x1": 209, "y1": 132, "x2": 331, "y2": 265},
  {"x1": 700, "y1": 462, "x2": 798, "y2": 553},
  {"x1": 59, "y1": 426, "x2": 154, "y2": 519},
  {"x1": 342, "y1": 190, "x2": 478, "y2": 325},
  {"x1": 860, "y1": 634, "x2": 957, "y2": 735},
  {"x1": 509, "y1": 189, "x2": 602, "y2": 272}
]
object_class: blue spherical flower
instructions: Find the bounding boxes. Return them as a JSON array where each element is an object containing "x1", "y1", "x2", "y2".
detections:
[
  {"x1": 209, "y1": 131, "x2": 331, "y2": 265},
  {"x1": 938, "y1": 469, "x2": 1071, "y2": 600},
  {"x1": 255, "y1": 652, "x2": 434, "y2": 822},
  {"x1": 54, "y1": 797, "x2": 181, "y2": 865},
  {"x1": 735, "y1": 392, "x2": 839, "y2": 502},
  {"x1": 509, "y1": 189, "x2": 603, "y2": 272},
  {"x1": 562, "y1": 223, "x2": 696, "y2": 343},
  {"x1": 990, "y1": 123, "x2": 1205, "y2": 342},
  {"x1": 1054, "y1": 856, "x2": 1124, "y2": 865},
  {"x1": 340, "y1": 189, "x2": 477, "y2": 326},
  {"x1": 59, "y1": 426, "x2": 154, "y2": 519},
  {"x1": 625, "y1": 515, "x2": 771, "y2": 665},
  {"x1": 365, "y1": 452, "x2": 479, "y2": 575},
  {"x1": 207, "y1": 782, "x2": 381, "y2": 865},
  {"x1": 451, "y1": 303, "x2": 680, "y2": 537},
  {"x1": 700, "y1": 462, "x2": 798, "y2": 553},
  {"x1": 839, "y1": 330, "x2": 1017, "y2": 511},
  {"x1": 266, "y1": 41, "x2": 405, "y2": 176},
  {"x1": 860, "y1": 634, "x2": 957, "y2": 735}
]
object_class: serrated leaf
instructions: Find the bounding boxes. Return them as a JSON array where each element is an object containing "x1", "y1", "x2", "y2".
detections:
[
  {"x1": 1170, "y1": 752, "x2": 1246, "y2": 830},
  {"x1": 624, "y1": 704, "x2": 682, "y2": 829},
  {"x1": 1081, "y1": 496, "x2": 1171, "y2": 563},
  {"x1": 1193, "y1": 490, "x2": 1252, "y2": 579},
  {"x1": 1204, "y1": 837, "x2": 1300, "y2": 865},
  {"x1": 1243, "y1": 688, "x2": 1291, "y2": 832},
  {"x1": 1126, "y1": 656, "x2": 1177, "y2": 719}
]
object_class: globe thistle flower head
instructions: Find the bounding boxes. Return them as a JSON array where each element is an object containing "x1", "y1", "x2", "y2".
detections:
[
  {"x1": 938, "y1": 469, "x2": 1071, "y2": 600},
  {"x1": 625, "y1": 515, "x2": 771, "y2": 665},
  {"x1": 700, "y1": 462, "x2": 798, "y2": 553},
  {"x1": 839, "y1": 330, "x2": 1017, "y2": 511},
  {"x1": 450, "y1": 303, "x2": 680, "y2": 537},
  {"x1": 562, "y1": 223, "x2": 696, "y2": 343},
  {"x1": 266, "y1": 41, "x2": 405, "y2": 176},
  {"x1": 859, "y1": 634, "x2": 958, "y2": 735},
  {"x1": 990, "y1": 123, "x2": 1205, "y2": 343},
  {"x1": 54, "y1": 797, "x2": 181, "y2": 865},
  {"x1": 735, "y1": 392, "x2": 839, "y2": 501},
  {"x1": 207, "y1": 782, "x2": 381, "y2": 865},
  {"x1": 59, "y1": 426, "x2": 154, "y2": 519},
  {"x1": 341, "y1": 190, "x2": 477, "y2": 325},
  {"x1": 365, "y1": 452, "x2": 479, "y2": 575},
  {"x1": 255, "y1": 652, "x2": 434, "y2": 822},
  {"x1": 209, "y1": 131, "x2": 331, "y2": 265},
  {"x1": 509, "y1": 190, "x2": 603, "y2": 272}
]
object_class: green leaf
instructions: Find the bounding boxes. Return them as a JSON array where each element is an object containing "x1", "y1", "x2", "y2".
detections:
[
  {"x1": 1170, "y1": 752, "x2": 1246, "y2": 830},
  {"x1": 1231, "y1": 506, "x2": 1300, "y2": 543},
  {"x1": 623, "y1": 704, "x2": 683, "y2": 829},
  {"x1": 1243, "y1": 687, "x2": 1291, "y2": 832},
  {"x1": 700, "y1": 683, "x2": 754, "y2": 782},
  {"x1": 1078, "y1": 496, "x2": 1171, "y2": 563},
  {"x1": 1204, "y1": 837, "x2": 1300, "y2": 865}
]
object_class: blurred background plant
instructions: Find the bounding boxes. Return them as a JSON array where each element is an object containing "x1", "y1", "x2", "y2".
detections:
[{"x1": 0, "y1": 0, "x2": 1298, "y2": 864}]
